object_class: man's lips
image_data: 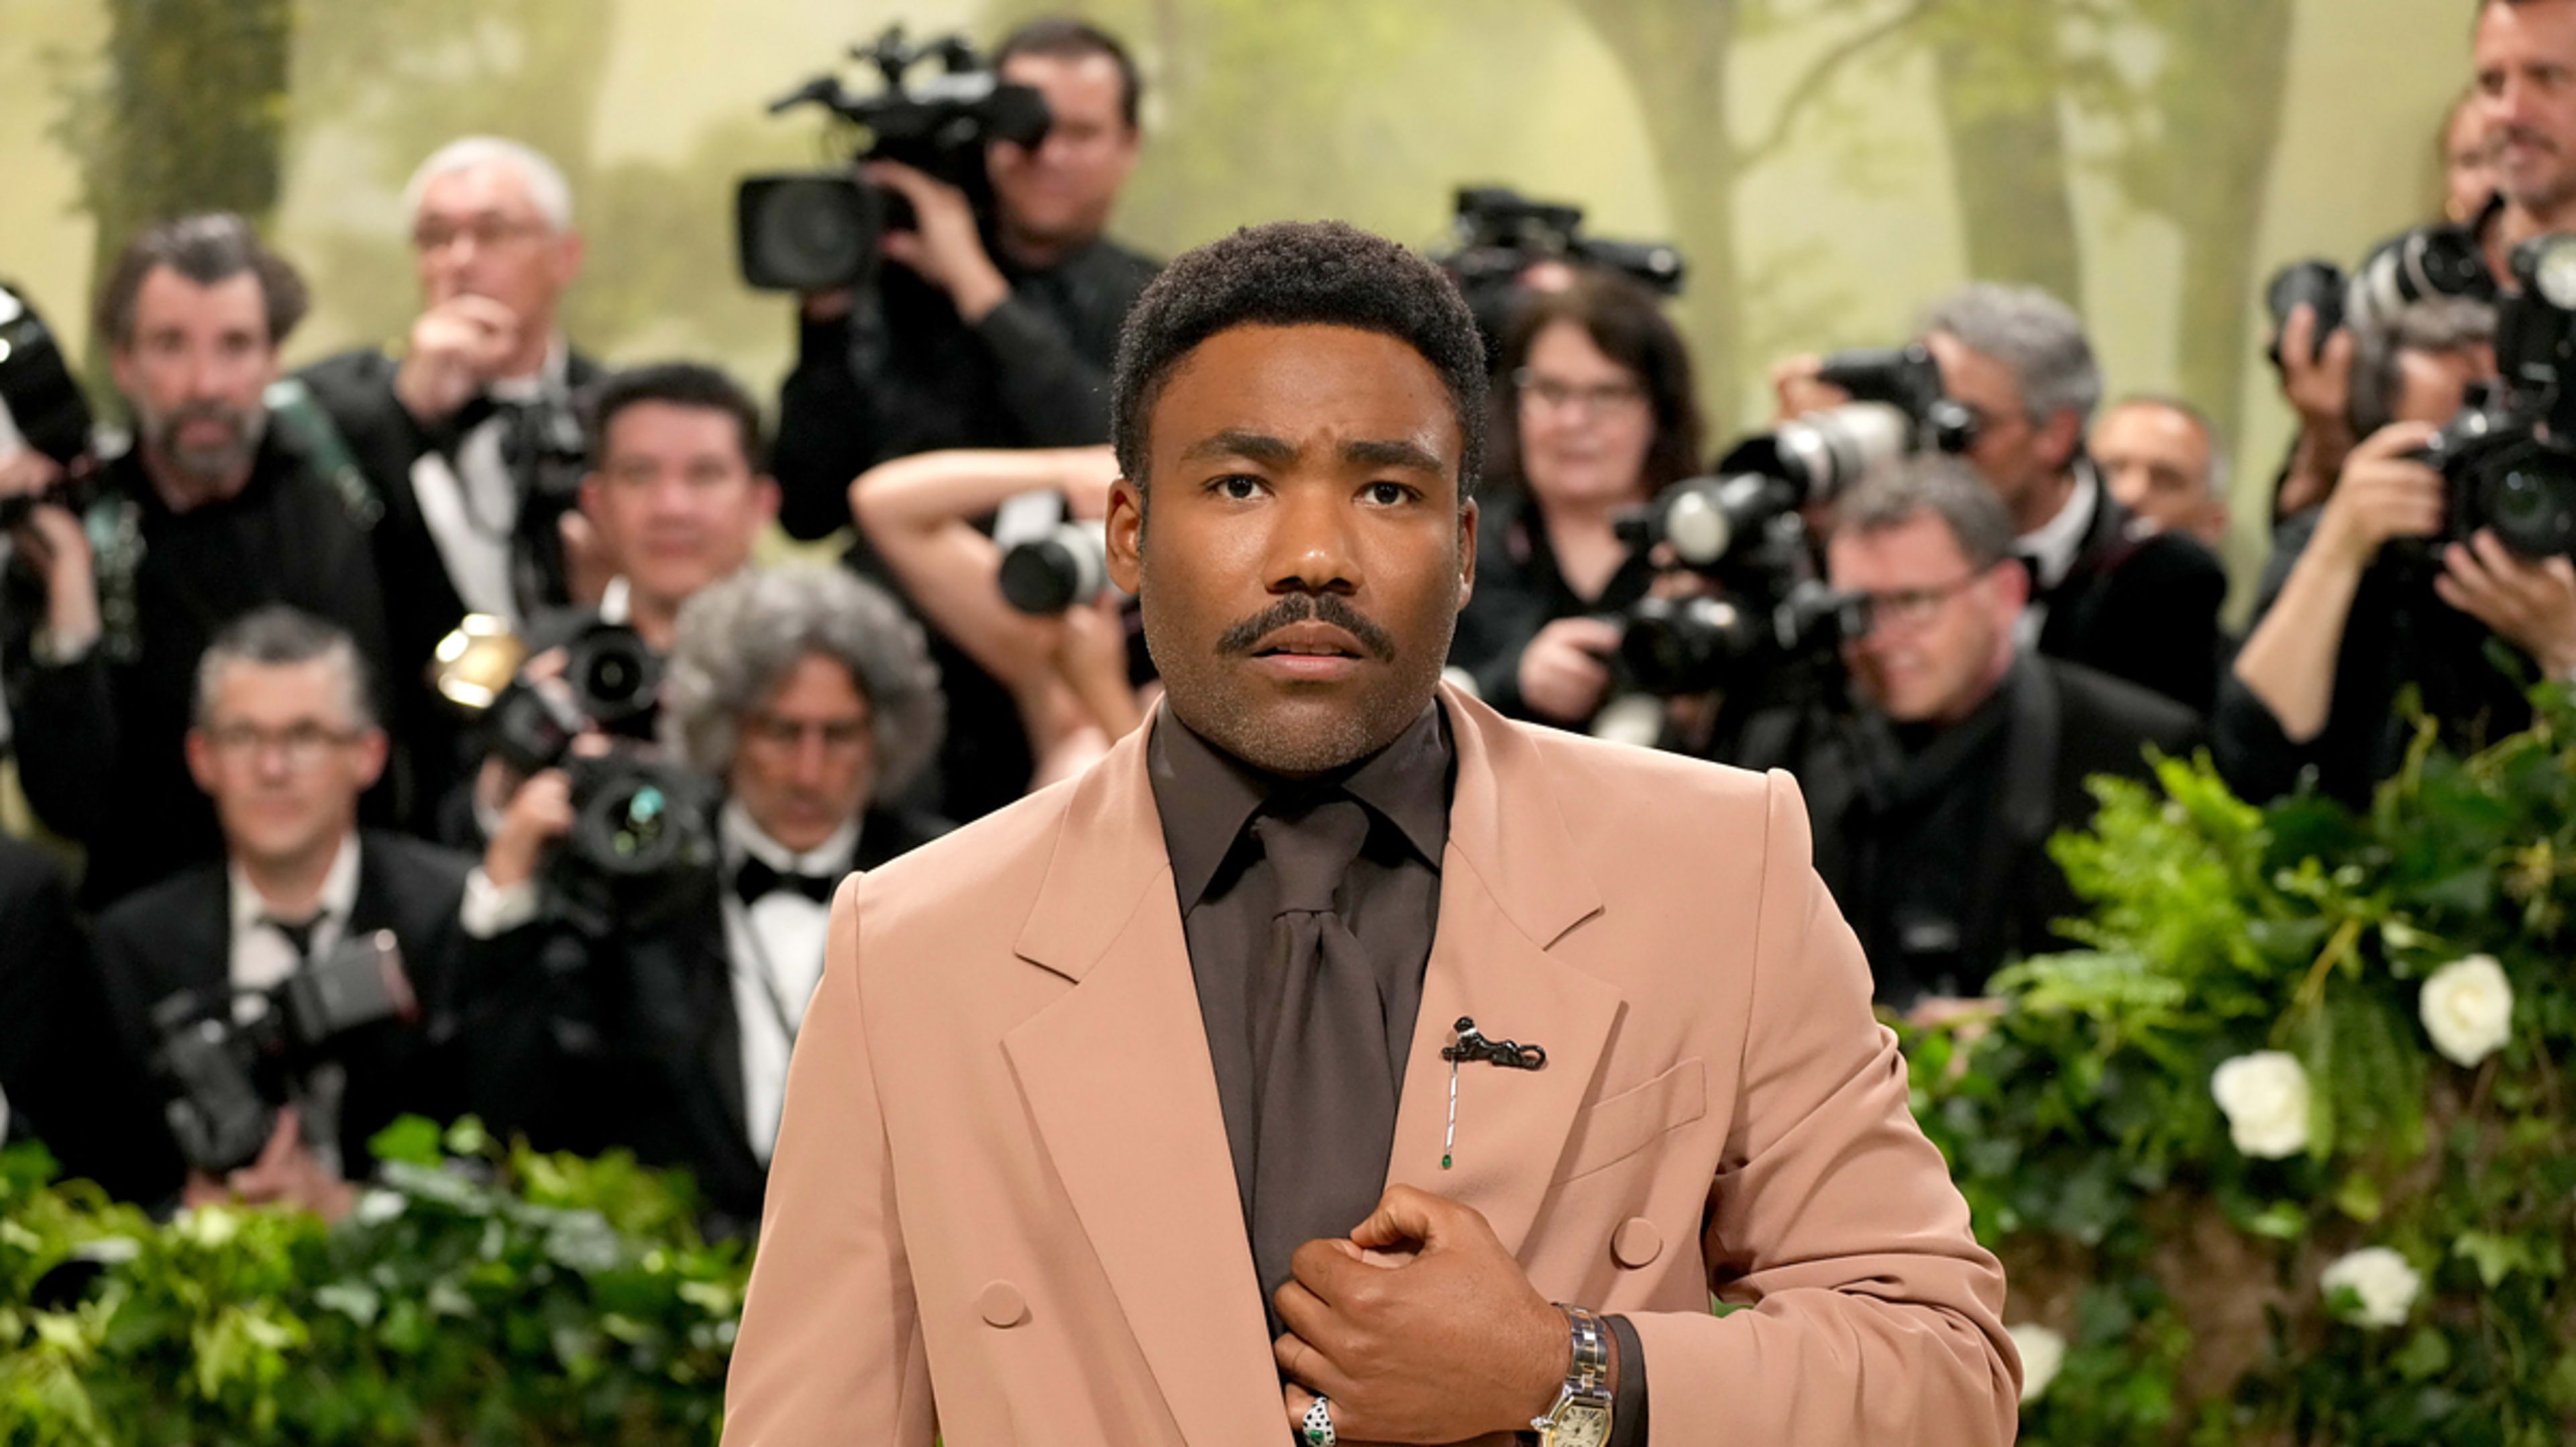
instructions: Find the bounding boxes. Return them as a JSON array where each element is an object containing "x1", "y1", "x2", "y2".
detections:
[{"x1": 1250, "y1": 622, "x2": 1365, "y2": 659}]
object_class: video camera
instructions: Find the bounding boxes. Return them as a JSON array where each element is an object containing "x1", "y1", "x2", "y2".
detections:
[
  {"x1": 2410, "y1": 233, "x2": 2576, "y2": 561},
  {"x1": 150, "y1": 930, "x2": 414, "y2": 1176},
  {"x1": 0, "y1": 280, "x2": 101, "y2": 529},
  {"x1": 737, "y1": 26, "x2": 1051, "y2": 292},
  {"x1": 2264, "y1": 221, "x2": 2498, "y2": 370},
  {"x1": 1432, "y1": 186, "x2": 1684, "y2": 366}
]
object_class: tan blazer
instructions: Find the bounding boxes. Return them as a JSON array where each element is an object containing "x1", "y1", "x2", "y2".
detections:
[{"x1": 724, "y1": 686, "x2": 2018, "y2": 1446}]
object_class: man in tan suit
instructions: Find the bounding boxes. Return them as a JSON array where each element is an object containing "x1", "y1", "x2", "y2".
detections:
[{"x1": 726, "y1": 221, "x2": 2019, "y2": 1446}]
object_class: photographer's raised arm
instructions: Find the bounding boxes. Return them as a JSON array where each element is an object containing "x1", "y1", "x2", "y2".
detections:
[
  {"x1": 1, "y1": 450, "x2": 113, "y2": 841},
  {"x1": 2229, "y1": 423, "x2": 2443, "y2": 741},
  {"x1": 850, "y1": 445, "x2": 1119, "y2": 691}
]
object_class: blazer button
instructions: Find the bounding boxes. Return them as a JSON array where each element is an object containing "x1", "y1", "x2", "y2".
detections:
[
  {"x1": 1611, "y1": 1218, "x2": 1662, "y2": 1269},
  {"x1": 977, "y1": 1280, "x2": 1030, "y2": 1329}
]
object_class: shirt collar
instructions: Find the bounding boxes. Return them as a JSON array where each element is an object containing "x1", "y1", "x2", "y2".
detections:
[
  {"x1": 1148, "y1": 699, "x2": 1453, "y2": 914},
  {"x1": 485, "y1": 336, "x2": 571, "y2": 404},
  {"x1": 598, "y1": 576, "x2": 633, "y2": 625},
  {"x1": 228, "y1": 829, "x2": 363, "y2": 933},
  {"x1": 720, "y1": 797, "x2": 860, "y2": 879},
  {"x1": 2017, "y1": 465, "x2": 2099, "y2": 591}
]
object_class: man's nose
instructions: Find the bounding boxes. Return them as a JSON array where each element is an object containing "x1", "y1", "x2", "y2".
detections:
[{"x1": 1265, "y1": 486, "x2": 1360, "y2": 594}]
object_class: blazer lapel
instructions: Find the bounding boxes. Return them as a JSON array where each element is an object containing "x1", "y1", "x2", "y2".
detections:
[
  {"x1": 1001, "y1": 721, "x2": 1286, "y2": 1445},
  {"x1": 1387, "y1": 688, "x2": 1622, "y2": 1256}
]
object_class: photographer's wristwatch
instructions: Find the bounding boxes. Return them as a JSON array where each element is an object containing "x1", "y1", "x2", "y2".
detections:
[{"x1": 1528, "y1": 1304, "x2": 1615, "y2": 1447}]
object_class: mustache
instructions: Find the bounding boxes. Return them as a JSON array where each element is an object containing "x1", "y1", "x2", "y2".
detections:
[
  {"x1": 2500, "y1": 125, "x2": 2558, "y2": 154},
  {"x1": 155, "y1": 400, "x2": 253, "y2": 442},
  {"x1": 1215, "y1": 592, "x2": 1397, "y2": 663}
]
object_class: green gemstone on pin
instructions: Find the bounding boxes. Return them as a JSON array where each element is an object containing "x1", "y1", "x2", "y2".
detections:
[{"x1": 1440, "y1": 1153, "x2": 1452, "y2": 1169}]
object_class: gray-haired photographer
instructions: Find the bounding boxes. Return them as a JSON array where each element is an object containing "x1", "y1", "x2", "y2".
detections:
[
  {"x1": 452, "y1": 565, "x2": 947, "y2": 1234},
  {"x1": 1, "y1": 219, "x2": 395, "y2": 908}
]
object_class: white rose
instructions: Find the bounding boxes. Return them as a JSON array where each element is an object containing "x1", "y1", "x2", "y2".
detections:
[
  {"x1": 2321, "y1": 1246, "x2": 2421, "y2": 1328},
  {"x1": 2211, "y1": 1051, "x2": 2311, "y2": 1159},
  {"x1": 2419, "y1": 954, "x2": 2514, "y2": 1068},
  {"x1": 2007, "y1": 1322, "x2": 2066, "y2": 1404}
]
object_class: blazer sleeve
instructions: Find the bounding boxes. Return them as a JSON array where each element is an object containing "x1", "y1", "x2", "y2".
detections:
[
  {"x1": 1621, "y1": 770, "x2": 2020, "y2": 1446},
  {"x1": 722, "y1": 879, "x2": 936, "y2": 1447}
]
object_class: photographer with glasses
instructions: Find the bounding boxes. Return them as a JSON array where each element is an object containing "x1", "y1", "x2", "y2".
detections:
[
  {"x1": 455, "y1": 566, "x2": 946, "y2": 1236},
  {"x1": 91, "y1": 607, "x2": 472, "y2": 1216},
  {"x1": 1734, "y1": 457, "x2": 2197, "y2": 1014},
  {"x1": 1447, "y1": 272, "x2": 1704, "y2": 728}
]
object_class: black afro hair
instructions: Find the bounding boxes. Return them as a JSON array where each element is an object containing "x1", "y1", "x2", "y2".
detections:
[{"x1": 1108, "y1": 220, "x2": 1489, "y2": 501}]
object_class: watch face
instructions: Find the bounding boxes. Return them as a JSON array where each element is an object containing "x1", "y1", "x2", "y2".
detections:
[{"x1": 1549, "y1": 1403, "x2": 1612, "y2": 1447}]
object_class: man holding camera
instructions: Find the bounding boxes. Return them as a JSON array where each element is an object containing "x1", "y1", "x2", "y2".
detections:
[
  {"x1": 2218, "y1": 295, "x2": 2571, "y2": 805},
  {"x1": 1735, "y1": 459, "x2": 2197, "y2": 1012},
  {"x1": 0, "y1": 215, "x2": 392, "y2": 906},
  {"x1": 770, "y1": 17, "x2": 1157, "y2": 541},
  {"x1": 1779, "y1": 284, "x2": 2227, "y2": 713},
  {"x1": 296, "y1": 138, "x2": 601, "y2": 818},
  {"x1": 456, "y1": 566, "x2": 947, "y2": 1234},
  {"x1": 91, "y1": 607, "x2": 471, "y2": 1216}
]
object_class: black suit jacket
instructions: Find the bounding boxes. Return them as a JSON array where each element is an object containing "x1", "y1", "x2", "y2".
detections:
[
  {"x1": 454, "y1": 804, "x2": 948, "y2": 1234},
  {"x1": 1741, "y1": 655, "x2": 2201, "y2": 1005},
  {"x1": 294, "y1": 347, "x2": 606, "y2": 825},
  {"x1": 0, "y1": 837, "x2": 169, "y2": 1198},
  {"x1": 2033, "y1": 483, "x2": 2229, "y2": 713},
  {"x1": 90, "y1": 829, "x2": 473, "y2": 1203}
]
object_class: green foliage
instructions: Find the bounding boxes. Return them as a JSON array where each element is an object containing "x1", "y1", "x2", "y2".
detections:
[
  {"x1": 1916, "y1": 693, "x2": 2576, "y2": 1444},
  {"x1": 0, "y1": 1120, "x2": 743, "y2": 1446}
]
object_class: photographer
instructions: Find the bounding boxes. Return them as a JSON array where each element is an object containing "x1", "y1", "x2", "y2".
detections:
[
  {"x1": 1, "y1": 217, "x2": 392, "y2": 906},
  {"x1": 0, "y1": 836, "x2": 168, "y2": 1200},
  {"x1": 455, "y1": 566, "x2": 946, "y2": 1233},
  {"x1": 2091, "y1": 395, "x2": 2230, "y2": 549},
  {"x1": 1776, "y1": 283, "x2": 2227, "y2": 712},
  {"x1": 458, "y1": 363, "x2": 779, "y2": 841},
  {"x1": 770, "y1": 17, "x2": 1157, "y2": 541},
  {"x1": 850, "y1": 444, "x2": 1148, "y2": 803},
  {"x1": 92, "y1": 607, "x2": 471, "y2": 1216},
  {"x1": 2216, "y1": 298, "x2": 2550, "y2": 806},
  {"x1": 2475, "y1": 0, "x2": 2576, "y2": 278},
  {"x1": 1448, "y1": 272, "x2": 1704, "y2": 727},
  {"x1": 1735, "y1": 458, "x2": 2196, "y2": 1012},
  {"x1": 297, "y1": 138, "x2": 602, "y2": 817}
]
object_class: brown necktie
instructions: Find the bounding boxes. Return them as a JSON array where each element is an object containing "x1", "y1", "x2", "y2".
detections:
[{"x1": 1244, "y1": 796, "x2": 1389, "y2": 1328}]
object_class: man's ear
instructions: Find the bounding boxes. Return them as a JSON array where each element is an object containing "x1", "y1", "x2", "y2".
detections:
[
  {"x1": 352, "y1": 727, "x2": 390, "y2": 791},
  {"x1": 184, "y1": 728, "x2": 219, "y2": 796},
  {"x1": 1456, "y1": 496, "x2": 1478, "y2": 609},
  {"x1": 2038, "y1": 409, "x2": 2085, "y2": 475},
  {"x1": 1106, "y1": 476, "x2": 1146, "y2": 594}
]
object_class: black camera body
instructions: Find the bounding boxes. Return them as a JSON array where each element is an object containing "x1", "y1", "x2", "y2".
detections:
[
  {"x1": 998, "y1": 521, "x2": 1110, "y2": 614},
  {"x1": 486, "y1": 621, "x2": 664, "y2": 775},
  {"x1": 2412, "y1": 234, "x2": 2576, "y2": 563},
  {"x1": 2263, "y1": 221, "x2": 2500, "y2": 373},
  {"x1": 149, "y1": 930, "x2": 415, "y2": 1176},
  {"x1": 0, "y1": 280, "x2": 101, "y2": 531},
  {"x1": 737, "y1": 27, "x2": 1051, "y2": 292}
]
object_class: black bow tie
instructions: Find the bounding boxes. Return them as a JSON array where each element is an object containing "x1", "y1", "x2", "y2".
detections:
[{"x1": 735, "y1": 856, "x2": 839, "y2": 908}]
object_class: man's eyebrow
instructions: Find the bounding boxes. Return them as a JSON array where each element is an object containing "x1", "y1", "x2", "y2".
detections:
[
  {"x1": 1341, "y1": 438, "x2": 1447, "y2": 474},
  {"x1": 1179, "y1": 429, "x2": 1298, "y2": 467}
]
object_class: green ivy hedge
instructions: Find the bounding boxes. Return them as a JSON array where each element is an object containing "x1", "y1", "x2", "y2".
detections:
[
  {"x1": 1, "y1": 1120, "x2": 743, "y2": 1445},
  {"x1": 9, "y1": 695, "x2": 2576, "y2": 1444}
]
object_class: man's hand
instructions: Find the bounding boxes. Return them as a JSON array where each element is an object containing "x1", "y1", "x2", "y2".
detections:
[
  {"x1": 2271, "y1": 305, "x2": 2359, "y2": 517},
  {"x1": 2436, "y1": 529, "x2": 2576, "y2": 676},
  {"x1": 1, "y1": 449, "x2": 101, "y2": 649},
  {"x1": 2312, "y1": 422, "x2": 2445, "y2": 573},
  {"x1": 1273, "y1": 1185, "x2": 1569, "y2": 1444},
  {"x1": 482, "y1": 765, "x2": 576, "y2": 891},
  {"x1": 1517, "y1": 617, "x2": 1621, "y2": 725},
  {"x1": 1769, "y1": 353, "x2": 1851, "y2": 425},
  {"x1": 866, "y1": 161, "x2": 1010, "y2": 323},
  {"x1": 395, "y1": 294, "x2": 525, "y2": 425},
  {"x1": 181, "y1": 1106, "x2": 359, "y2": 1222}
]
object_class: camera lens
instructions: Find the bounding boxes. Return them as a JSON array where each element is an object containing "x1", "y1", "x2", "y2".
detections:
[
  {"x1": 2481, "y1": 445, "x2": 2576, "y2": 559},
  {"x1": 737, "y1": 176, "x2": 885, "y2": 291}
]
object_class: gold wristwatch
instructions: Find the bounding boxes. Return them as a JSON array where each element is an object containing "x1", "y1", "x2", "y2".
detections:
[{"x1": 1529, "y1": 1303, "x2": 1614, "y2": 1447}]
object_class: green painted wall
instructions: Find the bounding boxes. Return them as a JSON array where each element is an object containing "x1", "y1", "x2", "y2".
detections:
[{"x1": 0, "y1": 0, "x2": 2475, "y2": 596}]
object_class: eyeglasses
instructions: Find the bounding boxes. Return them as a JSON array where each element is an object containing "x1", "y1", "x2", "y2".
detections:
[
  {"x1": 203, "y1": 721, "x2": 366, "y2": 768},
  {"x1": 411, "y1": 216, "x2": 549, "y2": 255},
  {"x1": 1512, "y1": 369, "x2": 1648, "y2": 418},
  {"x1": 1849, "y1": 568, "x2": 1995, "y2": 635},
  {"x1": 741, "y1": 714, "x2": 871, "y2": 754}
]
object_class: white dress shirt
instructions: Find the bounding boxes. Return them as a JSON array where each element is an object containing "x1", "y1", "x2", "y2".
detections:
[
  {"x1": 720, "y1": 801, "x2": 857, "y2": 1165},
  {"x1": 229, "y1": 831, "x2": 362, "y2": 996},
  {"x1": 407, "y1": 339, "x2": 571, "y2": 628},
  {"x1": 2013, "y1": 464, "x2": 2100, "y2": 651}
]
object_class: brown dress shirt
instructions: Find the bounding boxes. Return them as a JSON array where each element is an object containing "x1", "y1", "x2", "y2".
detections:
[{"x1": 1148, "y1": 703, "x2": 1649, "y2": 1442}]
